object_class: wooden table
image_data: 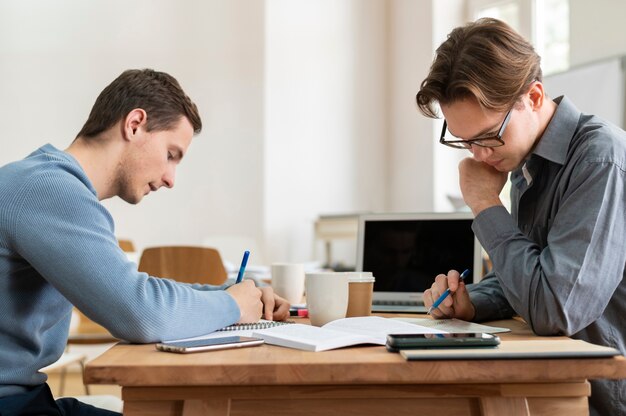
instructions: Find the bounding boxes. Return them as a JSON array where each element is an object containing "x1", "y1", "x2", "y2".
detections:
[{"x1": 84, "y1": 317, "x2": 626, "y2": 416}]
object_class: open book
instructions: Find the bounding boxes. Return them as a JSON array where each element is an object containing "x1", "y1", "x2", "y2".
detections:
[
  {"x1": 251, "y1": 316, "x2": 446, "y2": 352},
  {"x1": 163, "y1": 317, "x2": 508, "y2": 351}
]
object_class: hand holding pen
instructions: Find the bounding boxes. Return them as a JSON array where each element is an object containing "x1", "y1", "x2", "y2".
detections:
[
  {"x1": 427, "y1": 269, "x2": 470, "y2": 316},
  {"x1": 230, "y1": 250, "x2": 291, "y2": 322},
  {"x1": 227, "y1": 250, "x2": 266, "y2": 323},
  {"x1": 235, "y1": 250, "x2": 250, "y2": 284}
]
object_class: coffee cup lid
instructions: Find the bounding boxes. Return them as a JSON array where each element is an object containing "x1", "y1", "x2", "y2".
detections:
[{"x1": 344, "y1": 272, "x2": 375, "y2": 282}]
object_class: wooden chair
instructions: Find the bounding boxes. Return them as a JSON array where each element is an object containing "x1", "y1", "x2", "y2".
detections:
[
  {"x1": 117, "y1": 239, "x2": 136, "y2": 253},
  {"x1": 201, "y1": 235, "x2": 264, "y2": 265},
  {"x1": 40, "y1": 351, "x2": 88, "y2": 396},
  {"x1": 138, "y1": 246, "x2": 228, "y2": 285},
  {"x1": 68, "y1": 309, "x2": 118, "y2": 345},
  {"x1": 42, "y1": 308, "x2": 118, "y2": 396}
]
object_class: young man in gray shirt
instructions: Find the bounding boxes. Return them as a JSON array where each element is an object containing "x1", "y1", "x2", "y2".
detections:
[{"x1": 417, "y1": 18, "x2": 625, "y2": 416}]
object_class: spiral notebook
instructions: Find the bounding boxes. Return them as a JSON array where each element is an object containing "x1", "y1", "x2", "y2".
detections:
[
  {"x1": 217, "y1": 319, "x2": 295, "y2": 332},
  {"x1": 164, "y1": 320, "x2": 296, "y2": 343}
]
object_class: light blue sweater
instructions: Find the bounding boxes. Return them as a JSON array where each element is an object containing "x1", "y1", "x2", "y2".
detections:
[{"x1": 0, "y1": 144, "x2": 240, "y2": 397}]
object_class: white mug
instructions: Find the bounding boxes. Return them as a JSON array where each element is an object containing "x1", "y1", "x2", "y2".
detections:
[
  {"x1": 271, "y1": 263, "x2": 305, "y2": 304},
  {"x1": 305, "y1": 272, "x2": 349, "y2": 326}
]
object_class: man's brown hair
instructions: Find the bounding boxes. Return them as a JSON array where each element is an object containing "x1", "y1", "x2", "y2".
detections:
[
  {"x1": 416, "y1": 18, "x2": 542, "y2": 118},
  {"x1": 76, "y1": 69, "x2": 202, "y2": 138}
]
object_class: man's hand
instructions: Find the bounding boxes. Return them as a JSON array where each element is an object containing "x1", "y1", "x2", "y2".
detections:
[
  {"x1": 459, "y1": 158, "x2": 507, "y2": 216},
  {"x1": 259, "y1": 287, "x2": 290, "y2": 321},
  {"x1": 226, "y1": 280, "x2": 263, "y2": 323},
  {"x1": 423, "y1": 269, "x2": 476, "y2": 321},
  {"x1": 226, "y1": 281, "x2": 291, "y2": 323}
]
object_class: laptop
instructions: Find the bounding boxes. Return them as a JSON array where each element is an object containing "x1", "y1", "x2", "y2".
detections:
[{"x1": 355, "y1": 212, "x2": 483, "y2": 313}]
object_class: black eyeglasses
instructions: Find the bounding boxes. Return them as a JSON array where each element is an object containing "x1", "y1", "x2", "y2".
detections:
[{"x1": 440, "y1": 109, "x2": 512, "y2": 149}]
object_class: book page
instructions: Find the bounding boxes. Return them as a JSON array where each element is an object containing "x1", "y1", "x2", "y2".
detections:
[
  {"x1": 252, "y1": 324, "x2": 375, "y2": 351},
  {"x1": 252, "y1": 317, "x2": 446, "y2": 351},
  {"x1": 392, "y1": 318, "x2": 510, "y2": 334},
  {"x1": 323, "y1": 316, "x2": 446, "y2": 341}
]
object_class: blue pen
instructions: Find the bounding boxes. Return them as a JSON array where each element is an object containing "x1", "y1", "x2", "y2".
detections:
[
  {"x1": 235, "y1": 250, "x2": 250, "y2": 283},
  {"x1": 427, "y1": 269, "x2": 470, "y2": 315}
]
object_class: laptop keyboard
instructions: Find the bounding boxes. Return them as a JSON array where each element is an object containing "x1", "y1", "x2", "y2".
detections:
[
  {"x1": 372, "y1": 300, "x2": 422, "y2": 306},
  {"x1": 371, "y1": 303, "x2": 427, "y2": 313}
]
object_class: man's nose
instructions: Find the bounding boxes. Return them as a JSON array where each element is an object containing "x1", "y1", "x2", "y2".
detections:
[
  {"x1": 470, "y1": 145, "x2": 493, "y2": 162},
  {"x1": 162, "y1": 167, "x2": 175, "y2": 189}
]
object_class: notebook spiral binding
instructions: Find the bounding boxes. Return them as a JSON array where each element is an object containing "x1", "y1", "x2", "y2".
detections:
[{"x1": 216, "y1": 320, "x2": 295, "y2": 332}]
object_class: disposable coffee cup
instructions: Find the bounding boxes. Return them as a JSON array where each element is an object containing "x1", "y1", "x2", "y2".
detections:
[{"x1": 345, "y1": 272, "x2": 375, "y2": 317}]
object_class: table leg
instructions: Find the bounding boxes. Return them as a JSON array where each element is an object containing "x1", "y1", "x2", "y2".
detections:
[
  {"x1": 182, "y1": 399, "x2": 231, "y2": 416},
  {"x1": 479, "y1": 397, "x2": 530, "y2": 416}
]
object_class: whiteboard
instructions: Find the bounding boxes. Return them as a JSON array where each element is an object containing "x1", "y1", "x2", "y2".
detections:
[{"x1": 543, "y1": 56, "x2": 625, "y2": 128}]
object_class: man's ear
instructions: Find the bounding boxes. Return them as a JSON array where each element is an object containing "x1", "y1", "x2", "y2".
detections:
[
  {"x1": 123, "y1": 109, "x2": 148, "y2": 141},
  {"x1": 528, "y1": 81, "x2": 545, "y2": 111}
]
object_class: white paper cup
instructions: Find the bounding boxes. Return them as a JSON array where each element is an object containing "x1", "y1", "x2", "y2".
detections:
[
  {"x1": 305, "y1": 272, "x2": 349, "y2": 326},
  {"x1": 271, "y1": 263, "x2": 305, "y2": 304}
]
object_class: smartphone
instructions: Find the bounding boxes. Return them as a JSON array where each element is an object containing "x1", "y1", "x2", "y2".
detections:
[
  {"x1": 386, "y1": 333, "x2": 500, "y2": 352},
  {"x1": 156, "y1": 336, "x2": 264, "y2": 353}
]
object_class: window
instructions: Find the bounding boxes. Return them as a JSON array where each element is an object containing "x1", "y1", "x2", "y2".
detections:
[
  {"x1": 539, "y1": 0, "x2": 569, "y2": 74},
  {"x1": 469, "y1": 0, "x2": 570, "y2": 75},
  {"x1": 475, "y1": 1, "x2": 522, "y2": 32}
]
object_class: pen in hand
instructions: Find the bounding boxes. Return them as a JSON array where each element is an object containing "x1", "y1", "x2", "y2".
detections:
[
  {"x1": 235, "y1": 250, "x2": 250, "y2": 284},
  {"x1": 427, "y1": 269, "x2": 470, "y2": 316}
]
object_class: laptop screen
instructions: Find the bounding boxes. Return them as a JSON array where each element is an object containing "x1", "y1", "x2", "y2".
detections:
[{"x1": 356, "y1": 213, "x2": 483, "y2": 304}]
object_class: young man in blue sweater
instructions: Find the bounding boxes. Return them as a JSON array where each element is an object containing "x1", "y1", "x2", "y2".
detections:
[{"x1": 0, "y1": 69, "x2": 289, "y2": 415}]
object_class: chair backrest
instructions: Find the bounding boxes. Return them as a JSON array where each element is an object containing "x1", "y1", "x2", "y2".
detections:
[
  {"x1": 117, "y1": 239, "x2": 136, "y2": 253},
  {"x1": 138, "y1": 246, "x2": 228, "y2": 285},
  {"x1": 68, "y1": 308, "x2": 118, "y2": 345}
]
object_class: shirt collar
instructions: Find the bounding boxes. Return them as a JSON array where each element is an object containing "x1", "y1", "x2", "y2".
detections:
[{"x1": 531, "y1": 95, "x2": 581, "y2": 165}]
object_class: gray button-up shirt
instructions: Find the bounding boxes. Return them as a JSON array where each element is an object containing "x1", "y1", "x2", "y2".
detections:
[{"x1": 468, "y1": 96, "x2": 625, "y2": 416}]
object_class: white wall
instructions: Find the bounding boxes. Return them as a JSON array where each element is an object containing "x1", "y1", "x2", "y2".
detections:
[
  {"x1": 388, "y1": 0, "x2": 467, "y2": 213},
  {"x1": 432, "y1": 0, "x2": 467, "y2": 211},
  {"x1": 1, "y1": 0, "x2": 460, "y2": 265},
  {"x1": 543, "y1": 57, "x2": 625, "y2": 127},
  {"x1": 263, "y1": 0, "x2": 469, "y2": 264},
  {"x1": 388, "y1": 0, "x2": 435, "y2": 212},
  {"x1": 0, "y1": 0, "x2": 393, "y2": 265},
  {"x1": 569, "y1": 0, "x2": 626, "y2": 66},
  {"x1": 0, "y1": 0, "x2": 266, "y2": 258},
  {"x1": 264, "y1": 0, "x2": 388, "y2": 263}
]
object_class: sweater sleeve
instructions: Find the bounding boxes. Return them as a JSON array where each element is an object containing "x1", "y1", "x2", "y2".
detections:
[{"x1": 12, "y1": 172, "x2": 240, "y2": 343}]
